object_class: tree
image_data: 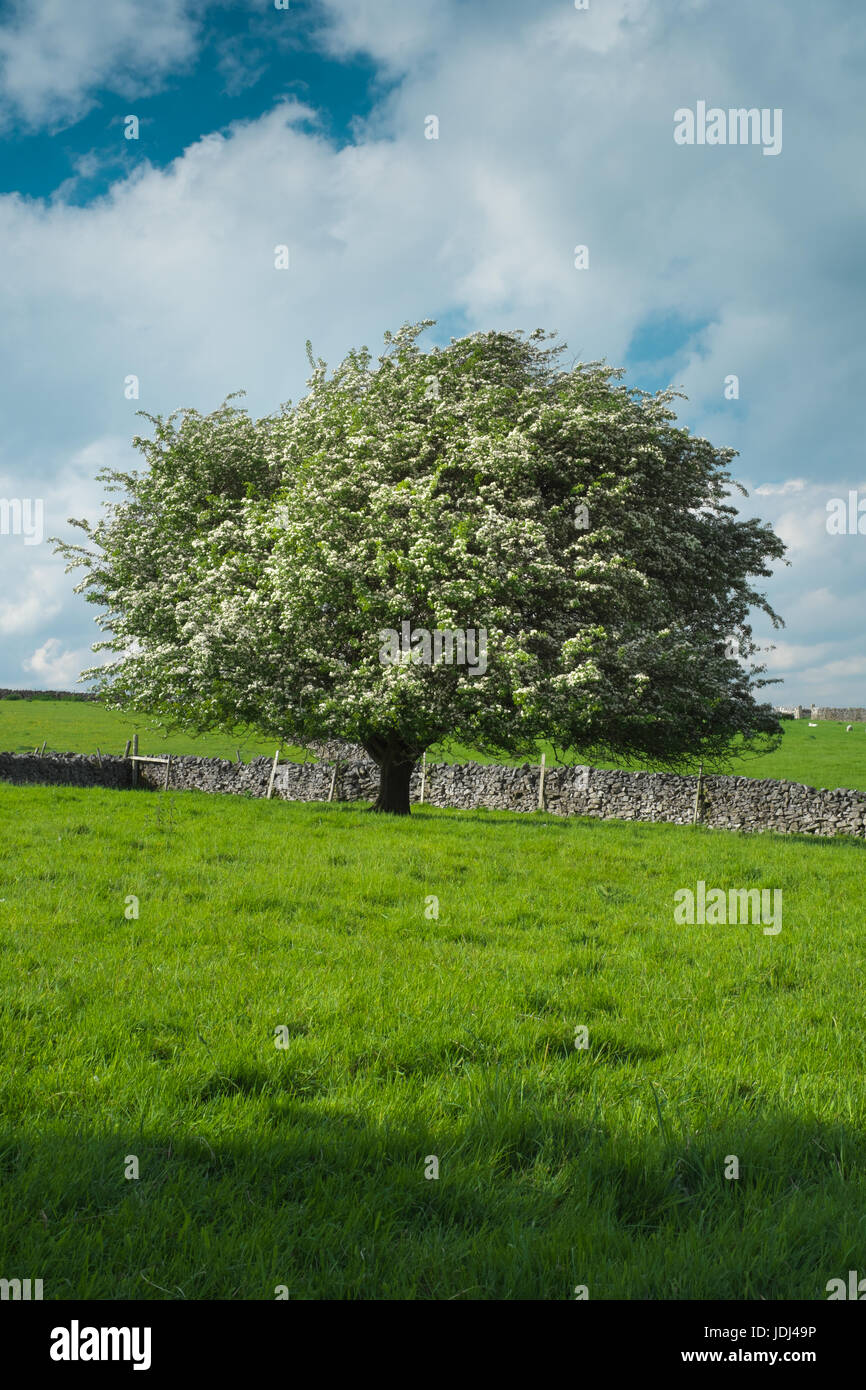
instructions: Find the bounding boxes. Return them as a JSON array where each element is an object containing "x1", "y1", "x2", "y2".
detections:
[{"x1": 54, "y1": 322, "x2": 786, "y2": 813}]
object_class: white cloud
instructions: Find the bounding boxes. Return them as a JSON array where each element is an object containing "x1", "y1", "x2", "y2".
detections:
[
  {"x1": 22, "y1": 637, "x2": 94, "y2": 686},
  {"x1": 760, "y1": 639, "x2": 834, "y2": 675},
  {"x1": 313, "y1": 0, "x2": 653, "y2": 71},
  {"x1": 754, "y1": 479, "x2": 808, "y2": 496},
  {"x1": 0, "y1": 0, "x2": 200, "y2": 132},
  {"x1": 0, "y1": 565, "x2": 63, "y2": 636},
  {"x1": 312, "y1": 0, "x2": 457, "y2": 71}
]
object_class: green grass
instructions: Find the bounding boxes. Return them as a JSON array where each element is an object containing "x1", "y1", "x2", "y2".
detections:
[
  {"x1": 0, "y1": 698, "x2": 312, "y2": 763},
  {"x1": 1, "y1": 783, "x2": 864, "y2": 1299},
  {"x1": 438, "y1": 721, "x2": 866, "y2": 792},
  {"x1": 4, "y1": 698, "x2": 866, "y2": 792}
]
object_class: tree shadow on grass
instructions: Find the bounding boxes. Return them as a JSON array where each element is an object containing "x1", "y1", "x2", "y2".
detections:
[{"x1": 0, "y1": 1093, "x2": 863, "y2": 1301}]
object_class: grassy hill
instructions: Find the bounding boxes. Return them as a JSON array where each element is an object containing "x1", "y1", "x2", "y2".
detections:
[{"x1": 0, "y1": 784, "x2": 863, "y2": 1299}]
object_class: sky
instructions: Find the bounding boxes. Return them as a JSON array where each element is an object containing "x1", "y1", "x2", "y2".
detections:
[{"x1": 0, "y1": 0, "x2": 864, "y2": 704}]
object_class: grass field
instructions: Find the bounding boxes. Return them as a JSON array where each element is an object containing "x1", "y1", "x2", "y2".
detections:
[
  {"x1": 0, "y1": 698, "x2": 312, "y2": 764},
  {"x1": 1, "y1": 783, "x2": 864, "y2": 1299},
  {"x1": 3, "y1": 698, "x2": 866, "y2": 792}
]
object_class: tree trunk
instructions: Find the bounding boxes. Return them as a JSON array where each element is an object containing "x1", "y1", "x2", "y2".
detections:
[{"x1": 364, "y1": 735, "x2": 418, "y2": 815}]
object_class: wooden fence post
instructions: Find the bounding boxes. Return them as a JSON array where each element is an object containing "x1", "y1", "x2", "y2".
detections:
[
  {"x1": 40, "y1": 740, "x2": 47, "y2": 755},
  {"x1": 537, "y1": 751, "x2": 546, "y2": 811},
  {"x1": 95, "y1": 747, "x2": 103, "y2": 767},
  {"x1": 692, "y1": 761, "x2": 703, "y2": 825},
  {"x1": 266, "y1": 748, "x2": 280, "y2": 800},
  {"x1": 132, "y1": 734, "x2": 139, "y2": 788},
  {"x1": 327, "y1": 758, "x2": 340, "y2": 803},
  {"x1": 123, "y1": 740, "x2": 131, "y2": 760}
]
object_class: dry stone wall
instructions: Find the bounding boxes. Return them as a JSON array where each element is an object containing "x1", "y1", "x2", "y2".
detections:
[
  {"x1": 0, "y1": 689, "x2": 98, "y2": 701},
  {"x1": 3, "y1": 748, "x2": 866, "y2": 840},
  {"x1": 811, "y1": 707, "x2": 866, "y2": 722},
  {"x1": 774, "y1": 705, "x2": 866, "y2": 721},
  {"x1": 0, "y1": 750, "x2": 132, "y2": 789}
]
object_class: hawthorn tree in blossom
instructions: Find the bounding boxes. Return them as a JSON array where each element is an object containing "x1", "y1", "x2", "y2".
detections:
[{"x1": 55, "y1": 322, "x2": 785, "y2": 813}]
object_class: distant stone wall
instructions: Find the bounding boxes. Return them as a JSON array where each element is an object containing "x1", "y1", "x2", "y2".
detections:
[
  {"x1": 774, "y1": 705, "x2": 866, "y2": 721},
  {"x1": 811, "y1": 707, "x2": 866, "y2": 722},
  {"x1": 0, "y1": 689, "x2": 98, "y2": 701},
  {"x1": 3, "y1": 748, "x2": 866, "y2": 840}
]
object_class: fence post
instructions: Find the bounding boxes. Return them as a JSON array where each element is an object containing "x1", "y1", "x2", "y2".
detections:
[
  {"x1": 131, "y1": 734, "x2": 139, "y2": 788},
  {"x1": 40, "y1": 740, "x2": 47, "y2": 755},
  {"x1": 692, "y1": 762, "x2": 703, "y2": 825},
  {"x1": 95, "y1": 747, "x2": 103, "y2": 767},
  {"x1": 328, "y1": 758, "x2": 340, "y2": 803},
  {"x1": 537, "y1": 751, "x2": 546, "y2": 811},
  {"x1": 123, "y1": 740, "x2": 131, "y2": 759},
  {"x1": 420, "y1": 751, "x2": 426, "y2": 805},
  {"x1": 266, "y1": 748, "x2": 280, "y2": 800},
  {"x1": 164, "y1": 754, "x2": 172, "y2": 792}
]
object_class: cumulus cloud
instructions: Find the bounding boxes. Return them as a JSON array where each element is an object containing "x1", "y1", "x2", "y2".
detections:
[
  {"x1": 0, "y1": 565, "x2": 63, "y2": 636},
  {"x1": 22, "y1": 637, "x2": 95, "y2": 686},
  {"x1": 0, "y1": 435, "x2": 133, "y2": 682},
  {"x1": 754, "y1": 480, "x2": 808, "y2": 496},
  {"x1": 0, "y1": 0, "x2": 200, "y2": 132},
  {"x1": 311, "y1": 0, "x2": 458, "y2": 71}
]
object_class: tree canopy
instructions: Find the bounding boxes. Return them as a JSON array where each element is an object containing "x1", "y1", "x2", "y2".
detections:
[{"x1": 55, "y1": 321, "x2": 786, "y2": 812}]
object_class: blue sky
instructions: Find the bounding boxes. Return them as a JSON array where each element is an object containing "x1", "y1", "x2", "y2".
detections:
[
  {"x1": 0, "y1": 1, "x2": 383, "y2": 202},
  {"x1": 1, "y1": 0, "x2": 864, "y2": 705}
]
